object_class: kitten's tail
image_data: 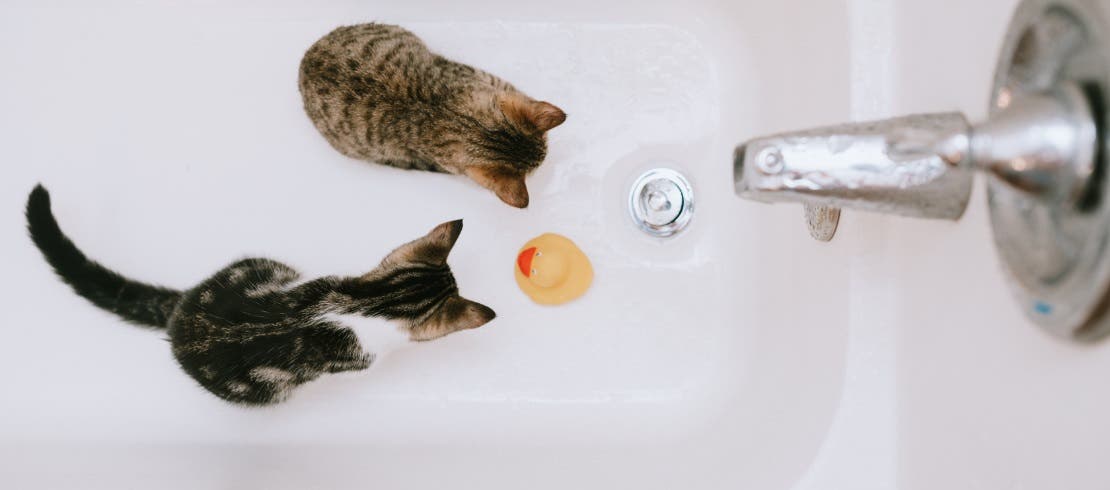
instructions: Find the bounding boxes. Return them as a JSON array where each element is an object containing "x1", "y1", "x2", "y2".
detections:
[{"x1": 25, "y1": 185, "x2": 182, "y2": 329}]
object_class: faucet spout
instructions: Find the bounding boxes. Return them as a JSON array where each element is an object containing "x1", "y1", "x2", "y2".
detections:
[
  {"x1": 733, "y1": 83, "x2": 1097, "y2": 221},
  {"x1": 733, "y1": 113, "x2": 974, "y2": 220}
]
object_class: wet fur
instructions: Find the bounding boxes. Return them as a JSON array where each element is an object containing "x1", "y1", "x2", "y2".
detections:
[
  {"x1": 298, "y1": 23, "x2": 566, "y2": 208},
  {"x1": 25, "y1": 185, "x2": 494, "y2": 406}
]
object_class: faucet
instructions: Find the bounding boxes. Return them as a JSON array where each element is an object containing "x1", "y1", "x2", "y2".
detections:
[
  {"x1": 733, "y1": 83, "x2": 1094, "y2": 220},
  {"x1": 731, "y1": 0, "x2": 1110, "y2": 342}
]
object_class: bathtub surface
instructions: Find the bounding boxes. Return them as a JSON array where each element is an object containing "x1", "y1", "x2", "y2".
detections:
[{"x1": 0, "y1": 0, "x2": 854, "y2": 488}]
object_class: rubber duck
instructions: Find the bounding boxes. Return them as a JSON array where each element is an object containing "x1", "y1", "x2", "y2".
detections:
[{"x1": 514, "y1": 233, "x2": 593, "y2": 305}]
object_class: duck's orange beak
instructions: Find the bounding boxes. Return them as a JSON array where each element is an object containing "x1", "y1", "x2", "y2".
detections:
[{"x1": 517, "y1": 247, "x2": 537, "y2": 277}]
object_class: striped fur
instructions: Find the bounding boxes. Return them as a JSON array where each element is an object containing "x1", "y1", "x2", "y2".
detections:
[
  {"x1": 26, "y1": 186, "x2": 495, "y2": 406},
  {"x1": 298, "y1": 23, "x2": 566, "y2": 208}
]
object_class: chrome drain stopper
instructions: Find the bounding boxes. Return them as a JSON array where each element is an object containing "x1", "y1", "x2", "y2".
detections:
[{"x1": 629, "y1": 168, "x2": 693, "y2": 237}]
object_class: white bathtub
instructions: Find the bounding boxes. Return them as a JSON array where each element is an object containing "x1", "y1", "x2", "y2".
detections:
[{"x1": 3, "y1": 0, "x2": 1105, "y2": 488}]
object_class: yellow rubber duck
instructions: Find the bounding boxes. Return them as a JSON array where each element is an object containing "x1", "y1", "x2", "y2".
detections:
[{"x1": 514, "y1": 233, "x2": 593, "y2": 305}]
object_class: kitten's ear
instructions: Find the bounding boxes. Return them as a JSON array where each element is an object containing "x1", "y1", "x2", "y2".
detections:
[
  {"x1": 465, "y1": 166, "x2": 529, "y2": 208},
  {"x1": 449, "y1": 297, "x2": 496, "y2": 330},
  {"x1": 383, "y1": 220, "x2": 463, "y2": 266},
  {"x1": 499, "y1": 94, "x2": 566, "y2": 133},
  {"x1": 410, "y1": 296, "x2": 496, "y2": 341},
  {"x1": 529, "y1": 101, "x2": 567, "y2": 132},
  {"x1": 424, "y1": 219, "x2": 464, "y2": 252}
]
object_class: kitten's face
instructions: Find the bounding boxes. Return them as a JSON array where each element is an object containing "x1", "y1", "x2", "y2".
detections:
[
  {"x1": 461, "y1": 93, "x2": 566, "y2": 209},
  {"x1": 360, "y1": 220, "x2": 495, "y2": 341}
]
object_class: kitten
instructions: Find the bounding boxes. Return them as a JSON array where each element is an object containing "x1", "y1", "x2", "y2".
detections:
[
  {"x1": 25, "y1": 185, "x2": 494, "y2": 406},
  {"x1": 298, "y1": 23, "x2": 566, "y2": 208}
]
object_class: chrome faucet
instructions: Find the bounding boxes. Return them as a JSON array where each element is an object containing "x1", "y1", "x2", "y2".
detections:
[
  {"x1": 734, "y1": 83, "x2": 1094, "y2": 221},
  {"x1": 734, "y1": 112, "x2": 976, "y2": 220},
  {"x1": 732, "y1": 0, "x2": 1110, "y2": 342}
]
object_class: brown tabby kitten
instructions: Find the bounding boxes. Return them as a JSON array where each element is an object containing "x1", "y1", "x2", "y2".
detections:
[
  {"x1": 298, "y1": 23, "x2": 566, "y2": 208},
  {"x1": 26, "y1": 185, "x2": 494, "y2": 406}
]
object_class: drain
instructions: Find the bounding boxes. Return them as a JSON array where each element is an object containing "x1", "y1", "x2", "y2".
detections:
[{"x1": 629, "y1": 168, "x2": 694, "y2": 237}]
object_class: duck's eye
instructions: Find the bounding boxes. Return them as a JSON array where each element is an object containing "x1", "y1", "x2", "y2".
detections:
[
  {"x1": 536, "y1": 252, "x2": 542, "y2": 257},
  {"x1": 531, "y1": 269, "x2": 536, "y2": 275}
]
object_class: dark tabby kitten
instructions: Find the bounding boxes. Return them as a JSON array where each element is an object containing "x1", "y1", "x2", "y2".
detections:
[
  {"x1": 299, "y1": 23, "x2": 566, "y2": 208},
  {"x1": 26, "y1": 185, "x2": 494, "y2": 406}
]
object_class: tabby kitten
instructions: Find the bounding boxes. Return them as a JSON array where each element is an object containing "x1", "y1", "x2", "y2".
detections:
[
  {"x1": 26, "y1": 185, "x2": 494, "y2": 406},
  {"x1": 299, "y1": 23, "x2": 566, "y2": 208}
]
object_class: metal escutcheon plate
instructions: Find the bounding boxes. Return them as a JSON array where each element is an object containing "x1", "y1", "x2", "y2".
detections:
[{"x1": 989, "y1": 0, "x2": 1110, "y2": 340}]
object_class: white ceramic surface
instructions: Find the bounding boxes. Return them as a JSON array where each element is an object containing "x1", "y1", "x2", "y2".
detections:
[
  {"x1": 9, "y1": 0, "x2": 1105, "y2": 489},
  {"x1": 0, "y1": 1, "x2": 852, "y2": 488}
]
